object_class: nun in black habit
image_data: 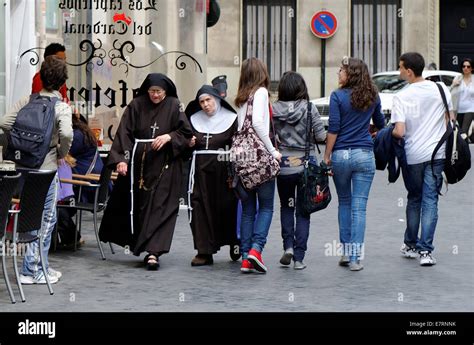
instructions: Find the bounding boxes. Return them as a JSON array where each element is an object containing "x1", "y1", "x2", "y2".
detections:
[
  {"x1": 99, "y1": 73, "x2": 193, "y2": 270},
  {"x1": 185, "y1": 85, "x2": 239, "y2": 266}
]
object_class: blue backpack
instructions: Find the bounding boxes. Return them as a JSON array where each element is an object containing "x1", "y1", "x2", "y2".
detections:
[{"x1": 5, "y1": 94, "x2": 58, "y2": 168}]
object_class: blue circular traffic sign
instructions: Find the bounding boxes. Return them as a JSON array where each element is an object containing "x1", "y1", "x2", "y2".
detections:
[{"x1": 310, "y1": 11, "x2": 338, "y2": 39}]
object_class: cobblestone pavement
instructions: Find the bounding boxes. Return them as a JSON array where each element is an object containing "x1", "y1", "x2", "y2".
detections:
[{"x1": 1, "y1": 148, "x2": 473, "y2": 312}]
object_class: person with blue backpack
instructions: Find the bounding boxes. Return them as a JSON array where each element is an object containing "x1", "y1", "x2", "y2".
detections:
[{"x1": 0, "y1": 55, "x2": 73, "y2": 284}]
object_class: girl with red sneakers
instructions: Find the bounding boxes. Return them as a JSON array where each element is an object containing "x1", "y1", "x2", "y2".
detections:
[{"x1": 234, "y1": 58, "x2": 282, "y2": 273}]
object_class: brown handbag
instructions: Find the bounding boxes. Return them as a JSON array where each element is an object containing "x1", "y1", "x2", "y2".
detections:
[{"x1": 230, "y1": 95, "x2": 280, "y2": 190}]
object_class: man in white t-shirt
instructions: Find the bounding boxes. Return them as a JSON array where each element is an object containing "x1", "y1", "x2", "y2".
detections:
[{"x1": 391, "y1": 52, "x2": 454, "y2": 266}]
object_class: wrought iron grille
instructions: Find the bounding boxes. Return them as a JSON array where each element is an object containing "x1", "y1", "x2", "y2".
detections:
[
  {"x1": 243, "y1": 0, "x2": 296, "y2": 88},
  {"x1": 352, "y1": 0, "x2": 402, "y2": 74}
]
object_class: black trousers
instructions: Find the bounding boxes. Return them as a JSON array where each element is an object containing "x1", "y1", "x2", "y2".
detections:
[{"x1": 457, "y1": 112, "x2": 474, "y2": 141}]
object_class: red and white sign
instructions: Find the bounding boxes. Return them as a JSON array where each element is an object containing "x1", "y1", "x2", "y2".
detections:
[{"x1": 310, "y1": 11, "x2": 338, "y2": 39}]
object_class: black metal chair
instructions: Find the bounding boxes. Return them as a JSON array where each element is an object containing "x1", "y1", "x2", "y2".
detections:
[
  {"x1": 57, "y1": 166, "x2": 114, "y2": 260},
  {"x1": 0, "y1": 173, "x2": 21, "y2": 304},
  {"x1": 0, "y1": 132, "x2": 8, "y2": 149},
  {"x1": 10, "y1": 170, "x2": 56, "y2": 301}
]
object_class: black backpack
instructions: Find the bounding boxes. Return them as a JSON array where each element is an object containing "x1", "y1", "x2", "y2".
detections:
[
  {"x1": 5, "y1": 94, "x2": 58, "y2": 168},
  {"x1": 431, "y1": 83, "x2": 471, "y2": 186}
]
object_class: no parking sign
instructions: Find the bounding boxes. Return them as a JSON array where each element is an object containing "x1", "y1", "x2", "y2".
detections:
[
  {"x1": 310, "y1": 10, "x2": 338, "y2": 39},
  {"x1": 310, "y1": 10, "x2": 338, "y2": 98}
]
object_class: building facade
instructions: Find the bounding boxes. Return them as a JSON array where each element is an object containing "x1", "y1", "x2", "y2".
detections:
[
  {"x1": 0, "y1": 0, "x2": 208, "y2": 144},
  {"x1": 0, "y1": 0, "x2": 472, "y2": 141},
  {"x1": 207, "y1": 0, "x2": 473, "y2": 101}
]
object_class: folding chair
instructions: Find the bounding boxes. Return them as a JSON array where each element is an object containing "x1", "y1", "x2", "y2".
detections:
[{"x1": 0, "y1": 173, "x2": 21, "y2": 304}]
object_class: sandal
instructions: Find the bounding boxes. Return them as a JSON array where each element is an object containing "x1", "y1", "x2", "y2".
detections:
[{"x1": 144, "y1": 254, "x2": 160, "y2": 271}]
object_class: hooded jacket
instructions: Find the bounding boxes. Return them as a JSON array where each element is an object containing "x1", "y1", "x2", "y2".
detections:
[{"x1": 272, "y1": 99, "x2": 326, "y2": 151}]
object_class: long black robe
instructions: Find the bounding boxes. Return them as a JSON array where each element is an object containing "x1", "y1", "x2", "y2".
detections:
[
  {"x1": 189, "y1": 120, "x2": 238, "y2": 254},
  {"x1": 99, "y1": 94, "x2": 192, "y2": 256}
]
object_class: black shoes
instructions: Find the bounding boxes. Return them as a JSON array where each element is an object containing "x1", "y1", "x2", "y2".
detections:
[
  {"x1": 279, "y1": 249, "x2": 294, "y2": 266},
  {"x1": 191, "y1": 254, "x2": 214, "y2": 266}
]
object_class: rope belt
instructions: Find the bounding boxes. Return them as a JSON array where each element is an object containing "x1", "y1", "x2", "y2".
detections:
[
  {"x1": 130, "y1": 139, "x2": 154, "y2": 234},
  {"x1": 187, "y1": 149, "x2": 230, "y2": 223}
]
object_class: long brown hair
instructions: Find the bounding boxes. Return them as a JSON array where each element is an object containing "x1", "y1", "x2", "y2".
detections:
[
  {"x1": 340, "y1": 57, "x2": 378, "y2": 111},
  {"x1": 72, "y1": 115, "x2": 97, "y2": 147},
  {"x1": 234, "y1": 57, "x2": 270, "y2": 107}
]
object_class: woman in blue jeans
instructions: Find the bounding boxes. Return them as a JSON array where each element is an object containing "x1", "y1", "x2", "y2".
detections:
[
  {"x1": 234, "y1": 58, "x2": 281, "y2": 273},
  {"x1": 273, "y1": 72, "x2": 326, "y2": 270},
  {"x1": 324, "y1": 57, "x2": 385, "y2": 271}
]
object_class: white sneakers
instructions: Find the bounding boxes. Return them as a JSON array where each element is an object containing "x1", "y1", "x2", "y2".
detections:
[
  {"x1": 20, "y1": 268, "x2": 62, "y2": 285},
  {"x1": 400, "y1": 244, "x2": 436, "y2": 266},
  {"x1": 349, "y1": 261, "x2": 364, "y2": 271},
  {"x1": 48, "y1": 268, "x2": 63, "y2": 279},
  {"x1": 401, "y1": 245, "x2": 437, "y2": 266},
  {"x1": 419, "y1": 251, "x2": 437, "y2": 266},
  {"x1": 400, "y1": 244, "x2": 418, "y2": 259}
]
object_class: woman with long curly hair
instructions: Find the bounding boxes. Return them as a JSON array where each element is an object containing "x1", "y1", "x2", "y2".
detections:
[{"x1": 323, "y1": 57, "x2": 385, "y2": 271}]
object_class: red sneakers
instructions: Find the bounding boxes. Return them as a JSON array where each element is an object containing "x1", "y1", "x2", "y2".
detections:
[
  {"x1": 240, "y1": 259, "x2": 255, "y2": 273},
  {"x1": 247, "y1": 249, "x2": 267, "y2": 273}
]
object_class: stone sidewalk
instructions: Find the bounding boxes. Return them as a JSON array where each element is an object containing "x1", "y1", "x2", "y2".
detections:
[{"x1": 1, "y1": 149, "x2": 473, "y2": 312}]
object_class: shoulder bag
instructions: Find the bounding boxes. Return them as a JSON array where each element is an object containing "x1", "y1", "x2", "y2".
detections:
[
  {"x1": 299, "y1": 101, "x2": 332, "y2": 214},
  {"x1": 230, "y1": 95, "x2": 280, "y2": 190}
]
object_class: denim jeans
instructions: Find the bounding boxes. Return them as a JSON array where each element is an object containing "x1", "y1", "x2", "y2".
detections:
[
  {"x1": 240, "y1": 179, "x2": 275, "y2": 259},
  {"x1": 402, "y1": 159, "x2": 444, "y2": 252},
  {"x1": 277, "y1": 173, "x2": 310, "y2": 262},
  {"x1": 21, "y1": 174, "x2": 58, "y2": 279},
  {"x1": 331, "y1": 149, "x2": 375, "y2": 262}
]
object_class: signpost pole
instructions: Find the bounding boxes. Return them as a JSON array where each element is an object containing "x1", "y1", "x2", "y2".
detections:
[
  {"x1": 310, "y1": 10, "x2": 338, "y2": 98},
  {"x1": 321, "y1": 39, "x2": 326, "y2": 98}
]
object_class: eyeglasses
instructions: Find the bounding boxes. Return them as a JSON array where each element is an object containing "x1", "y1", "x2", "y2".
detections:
[
  {"x1": 148, "y1": 89, "x2": 165, "y2": 95},
  {"x1": 462, "y1": 65, "x2": 472, "y2": 69}
]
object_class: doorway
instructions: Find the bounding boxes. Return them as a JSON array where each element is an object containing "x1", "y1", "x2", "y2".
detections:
[{"x1": 440, "y1": 0, "x2": 474, "y2": 72}]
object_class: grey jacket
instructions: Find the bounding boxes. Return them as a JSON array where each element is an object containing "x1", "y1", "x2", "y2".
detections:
[
  {"x1": 0, "y1": 89, "x2": 73, "y2": 170},
  {"x1": 272, "y1": 99, "x2": 326, "y2": 151}
]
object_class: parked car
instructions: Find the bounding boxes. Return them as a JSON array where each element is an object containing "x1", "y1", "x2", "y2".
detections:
[{"x1": 312, "y1": 69, "x2": 461, "y2": 128}]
